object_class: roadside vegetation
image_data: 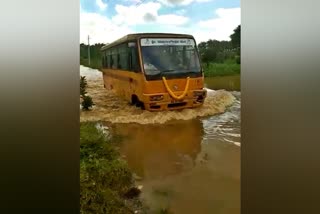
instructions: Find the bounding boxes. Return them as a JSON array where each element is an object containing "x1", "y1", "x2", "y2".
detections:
[
  {"x1": 80, "y1": 76, "x2": 146, "y2": 213},
  {"x1": 80, "y1": 43, "x2": 105, "y2": 70},
  {"x1": 80, "y1": 76, "x2": 94, "y2": 110},
  {"x1": 203, "y1": 61, "x2": 240, "y2": 77},
  {"x1": 199, "y1": 25, "x2": 240, "y2": 77},
  {"x1": 80, "y1": 122, "x2": 146, "y2": 214}
]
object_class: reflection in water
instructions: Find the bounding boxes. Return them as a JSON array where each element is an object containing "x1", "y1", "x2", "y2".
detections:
[
  {"x1": 106, "y1": 113, "x2": 240, "y2": 214},
  {"x1": 110, "y1": 119, "x2": 203, "y2": 179}
]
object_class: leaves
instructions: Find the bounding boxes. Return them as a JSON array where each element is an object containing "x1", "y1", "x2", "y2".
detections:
[
  {"x1": 230, "y1": 25, "x2": 241, "y2": 49},
  {"x1": 80, "y1": 76, "x2": 94, "y2": 110},
  {"x1": 198, "y1": 25, "x2": 241, "y2": 65},
  {"x1": 82, "y1": 95, "x2": 94, "y2": 110},
  {"x1": 80, "y1": 76, "x2": 88, "y2": 96}
]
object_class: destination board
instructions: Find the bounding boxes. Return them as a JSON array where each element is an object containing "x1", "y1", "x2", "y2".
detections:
[{"x1": 140, "y1": 38, "x2": 195, "y2": 46}]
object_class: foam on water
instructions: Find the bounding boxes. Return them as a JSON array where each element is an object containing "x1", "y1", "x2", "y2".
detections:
[
  {"x1": 201, "y1": 89, "x2": 241, "y2": 146},
  {"x1": 80, "y1": 66, "x2": 236, "y2": 124},
  {"x1": 80, "y1": 65, "x2": 102, "y2": 80}
]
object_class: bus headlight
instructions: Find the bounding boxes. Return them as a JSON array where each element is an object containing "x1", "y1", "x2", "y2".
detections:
[{"x1": 150, "y1": 95, "x2": 164, "y2": 101}]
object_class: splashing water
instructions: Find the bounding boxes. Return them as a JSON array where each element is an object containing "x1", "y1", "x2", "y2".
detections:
[{"x1": 80, "y1": 66, "x2": 236, "y2": 124}]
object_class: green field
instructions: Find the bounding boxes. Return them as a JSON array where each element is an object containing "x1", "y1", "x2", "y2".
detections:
[
  {"x1": 80, "y1": 57, "x2": 102, "y2": 70},
  {"x1": 203, "y1": 62, "x2": 240, "y2": 77}
]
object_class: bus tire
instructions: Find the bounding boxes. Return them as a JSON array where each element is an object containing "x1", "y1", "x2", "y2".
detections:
[
  {"x1": 136, "y1": 101, "x2": 145, "y2": 110},
  {"x1": 131, "y1": 95, "x2": 138, "y2": 105},
  {"x1": 131, "y1": 95, "x2": 145, "y2": 110}
]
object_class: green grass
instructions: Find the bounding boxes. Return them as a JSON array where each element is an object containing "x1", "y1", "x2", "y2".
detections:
[
  {"x1": 203, "y1": 62, "x2": 240, "y2": 77},
  {"x1": 80, "y1": 122, "x2": 135, "y2": 214},
  {"x1": 80, "y1": 57, "x2": 102, "y2": 70}
]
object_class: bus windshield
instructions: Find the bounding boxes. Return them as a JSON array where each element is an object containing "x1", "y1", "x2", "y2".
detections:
[{"x1": 140, "y1": 38, "x2": 201, "y2": 78}]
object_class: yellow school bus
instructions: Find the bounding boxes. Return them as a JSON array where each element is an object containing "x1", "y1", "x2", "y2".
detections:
[{"x1": 101, "y1": 33, "x2": 207, "y2": 111}]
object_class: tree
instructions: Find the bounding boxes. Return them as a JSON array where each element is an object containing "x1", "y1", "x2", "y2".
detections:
[
  {"x1": 230, "y1": 25, "x2": 240, "y2": 48},
  {"x1": 202, "y1": 48, "x2": 217, "y2": 66},
  {"x1": 198, "y1": 41, "x2": 207, "y2": 55}
]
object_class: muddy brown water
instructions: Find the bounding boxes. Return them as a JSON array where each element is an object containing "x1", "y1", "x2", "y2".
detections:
[
  {"x1": 80, "y1": 66, "x2": 240, "y2": 214},
  {"x1": 205, "y1": 74, "x2": 240, "y2": 91}
]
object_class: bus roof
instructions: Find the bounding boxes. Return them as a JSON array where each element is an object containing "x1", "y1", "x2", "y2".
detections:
[{"x1": 101, "y1": 33, "x2": 195, "y2": 51}]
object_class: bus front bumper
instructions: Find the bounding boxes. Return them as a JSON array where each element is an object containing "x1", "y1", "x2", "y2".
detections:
[{"x1": 142, "y1": 89, "x2": 207, "y2": 111}]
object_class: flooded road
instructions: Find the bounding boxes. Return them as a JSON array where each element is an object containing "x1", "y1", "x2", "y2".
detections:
[
  {"x1": 205, "y1": 74, "x2": 240, "y2": 91},
  {"x1": 80, "y1": 66, "x2": 240, "y2": 214}
]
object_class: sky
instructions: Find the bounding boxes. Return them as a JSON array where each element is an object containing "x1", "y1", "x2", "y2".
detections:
[{"x1": 80, "y1": 0, "x2": 240, "y2": 44}]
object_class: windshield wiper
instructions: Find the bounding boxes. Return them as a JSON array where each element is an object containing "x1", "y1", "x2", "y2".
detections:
[
  {"x1": 185, "y1": 70, "x2": 200, "y2": 74},
  {"x1": 184, "y1": 70, "x2": 198, "y2": 73},
  {"x1": 145, "y1": 69, "x2": 175, "y2": 76},
  {"x1": 149, "y1": 70, "x2": 200, "y2": 76},
  {"x1": 159, "y1": 69, "x2": 175, "y2": 74}
]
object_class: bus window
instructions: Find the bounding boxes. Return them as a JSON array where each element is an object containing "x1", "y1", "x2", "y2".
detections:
[
  {"x1": 118, "y1": 44, "x2": 128, "y2": 70},
  {"x1": 102, "y1": 51, "x2": 108, "y2": 68},
  {"x1": 111, "y1": 48, "x2": 117, "y2": 69},
  {"x1": 106, "y1": 50, "x2": 111, "y2": 68},
  {"x1": 105, "y1": 51, "x2": 108, "y2": 68},
  {"x1": 132, "y1": 47, "x2": 140, "y2": 72},
  {"x1": 110, "y1": 54, "x2": 113, "y2": 68},
  {"x1": 141, "y1": 40, "x2": 200, "y2": 76},
  {"x1": 102, "y1": 53, "x2": 105, "y2": 68},
  {"x1": 117, "y1": 53, "x2": 121, "y2": 69},
  {"x1": 128, "y1": 42, "x2": 139, "y2": 72}
]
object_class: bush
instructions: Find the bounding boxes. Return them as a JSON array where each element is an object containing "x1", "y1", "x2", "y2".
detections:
[
  {"x1": 80, "y1": 76, "x2": 88, "y2": 96},
  {"x1": 216, "y1": 52, "x2": 225, "y2": 63},
  {"x1": 80, "y1": 122, "x2": 134, "y2": 214},
  {"x1": 81, "y1": 95, "x2": 94, "y2": 110},
  {"x1": 235, "y1": 55, "x2": 240, "y2": 64},
  {"x1": 202, "y1": 48, "x2": 217, "y2": 66},
  {"x1": 80, "y1": 76, "x2": 94, "y2": 110}
]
